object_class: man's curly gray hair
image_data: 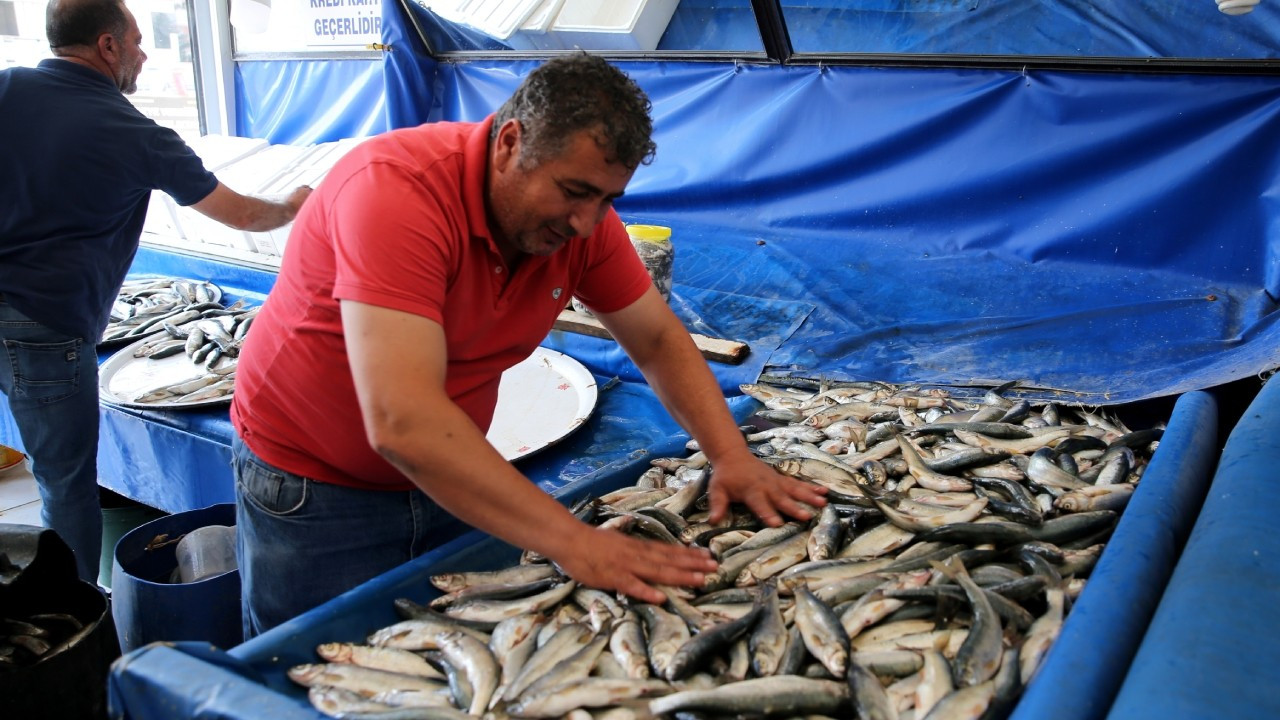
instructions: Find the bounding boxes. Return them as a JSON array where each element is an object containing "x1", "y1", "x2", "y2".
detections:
[{"x1": 492, "y1": 52, "x2": 657, "y2": 171}]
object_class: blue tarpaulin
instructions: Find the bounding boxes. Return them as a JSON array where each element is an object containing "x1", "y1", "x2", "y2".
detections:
[
  {"x1": 0, "y1": 5, "x2": 1263, "y2": 720},
  {"x1": 235, "y1": 58, "x2": 388, "y2": 144},
  {"x1": 6, "y1": 5, "x2": 1280, "y2": 717},
  {"x1": 400, "y1": 0, "x2": 1280, "y2": 58},
  {"x1": 232, "y1": 2, "x2": 1280, "y2": 402},
  {"x1": 4, "y1": 0, "x2": 1278, "y2": 530},
  {"x1": 772, "y1": 1, "x2": 1280, "y2": 57},
  {"x1": 402, "y1": 60, "x2": 1280, "y2": 404}
]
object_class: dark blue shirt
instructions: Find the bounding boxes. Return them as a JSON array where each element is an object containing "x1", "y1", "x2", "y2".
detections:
[{"x1": 0, "y1": 59, "x2": 218, "y2": 340}]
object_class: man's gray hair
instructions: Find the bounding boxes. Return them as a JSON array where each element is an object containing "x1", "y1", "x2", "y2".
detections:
[
  {"x1": 492, "y1": 52, "x2": 657, "y2": 170},
  {"x1": 46, "y1": 0, "x2": 128, "y2": 50}
]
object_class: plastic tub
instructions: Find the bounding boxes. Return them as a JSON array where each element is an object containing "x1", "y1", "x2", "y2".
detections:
[{"x1": 111, "y1": 503, "x2": 242, "y2": 653}]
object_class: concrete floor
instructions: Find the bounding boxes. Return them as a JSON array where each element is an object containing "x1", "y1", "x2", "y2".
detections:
[{"x1": 0, "y1": 456, "x2": 42, "y2": 526}]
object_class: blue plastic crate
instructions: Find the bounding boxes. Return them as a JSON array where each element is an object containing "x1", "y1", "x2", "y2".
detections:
[{"x1": 108, "y1": 391, "x2": 1220, "y2": 720}]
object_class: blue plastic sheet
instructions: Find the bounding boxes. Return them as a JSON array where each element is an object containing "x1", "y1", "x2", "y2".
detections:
[
  {"x1": 382, "y1": 0, "x2": 438, "y2": 131},
  {"x1": 1106, "y1": 378, "x2": 1280, "y2": 720},
  {"x1": 108, "y1": 642, "x2": 310, "y2": 720},
  {"x1": 225, "y1": 0, "x2": 1280, "y2": 405},
  {"x1": 421, "y1": 60, "x2": 1280, "y2": 403},
  {"x1": 235, "y1": 59, "x2": 387, "y2": 144},
  {"x1": 777, "y1": 1, "x2": 1280, "y2": 57},
  {"x1": 399, "y1": 0, "x2": 1280, "y2": 57}
]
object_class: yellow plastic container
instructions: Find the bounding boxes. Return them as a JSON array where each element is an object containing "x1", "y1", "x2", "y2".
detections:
[
  {"x1": 625, "y1": 224, "x2": 674, "y2": 302},
  {"x1": 625, "y1": 224, "x2": 672, "y2": 244}
]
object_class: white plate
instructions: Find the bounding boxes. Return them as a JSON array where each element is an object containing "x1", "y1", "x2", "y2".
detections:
[
  {"x1": 98, "y1": 324, "x2": 236, "y2": 410},
  {"x1": 486, "y1": 347, "x2": 598, "y2": 461}
]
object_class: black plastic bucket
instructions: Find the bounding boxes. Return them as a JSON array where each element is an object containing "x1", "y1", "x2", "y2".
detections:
[
  {"x1": 0, "y1": 525, "x2": 121, "y2": 720},
  {"x1": 110, "y1": 503, "x2": 241, "y2": 653}
]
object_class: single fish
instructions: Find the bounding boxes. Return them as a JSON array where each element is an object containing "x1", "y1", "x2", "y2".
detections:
[
  {"x1": 748, "y1": 582, "x2": 788, "y2": 677},
  {"x1": 649, "y1": 676, "x2": 849, "y2": 716},
  {"x1": 316, "y1": 642, "x2": 446, "y2": 680},
  {"x1": 507, "y1": 678, "x2": 672, "y2": 718},
  {"x1": 287, "y1": 663, "x2": 445, "y2": 697},
  {"x1": 931, "y1": 556, "x2": 1003, "y2": 687},
  {"x1": 429, "y1": 564, "x2": 559, "y2": 594},
  {"x1": 792, "y1": 582, "x2": 851, "y2": 678},
  {"x1": 848, "y1": 656, "x2": 899, "y2": 720}
]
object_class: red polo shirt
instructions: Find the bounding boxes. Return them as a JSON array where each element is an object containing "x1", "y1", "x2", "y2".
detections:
[{"x1": 230, "y1": 117, "x2": 652, "y2": 490}]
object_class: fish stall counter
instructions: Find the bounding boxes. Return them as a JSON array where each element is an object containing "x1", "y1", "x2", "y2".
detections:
[
  {"x1": 0, "y1": 247, "x2": 281, "y2": 514},
  {"x1": 107, "y1": 390, "x2": 1220, "y2": 720},
  {"x1": 1106, "y1": 377, "x2": 1280, "y2": 719},
  {"x1": 1, "y1": 243, "x2": 810, "y2": 515}
]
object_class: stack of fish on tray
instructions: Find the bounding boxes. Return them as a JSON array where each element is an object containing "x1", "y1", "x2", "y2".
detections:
[
  {"x1": 287, "y1": 380, "x2": 1162, "y2": 720},
  {"x1": 101, "y1": 277, "x2": 259, "y2": 404}
]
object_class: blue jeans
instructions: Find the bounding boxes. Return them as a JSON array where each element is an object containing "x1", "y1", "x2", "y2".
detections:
[
  {"x1": 232, "y1": 435, "x2": 468, "y2": 639},
  {"x1": 0, "y1": 301, "x2": 103, "y2": 583}
]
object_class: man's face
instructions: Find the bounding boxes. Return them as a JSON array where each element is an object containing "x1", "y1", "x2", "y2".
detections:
[
  {"x1": 488, "y1": 122, "x2": 636, "y2": 260},
  {"x1": 112, "y1": 8, "x2": 147, "y2": 95}
]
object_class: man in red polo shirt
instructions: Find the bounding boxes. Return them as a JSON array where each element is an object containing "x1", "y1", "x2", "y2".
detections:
[{"x1": 230, "y1": 53, "x2": 826, "y2": 637}]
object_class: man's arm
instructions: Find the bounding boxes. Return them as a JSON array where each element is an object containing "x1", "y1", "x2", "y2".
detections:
[
  {"x1": 340, "y1": 299, "x2": 717, "y2": 604},
  {"x1": 189, "y1": 182, "x2": 311, "y2": 232},
  {"x1": 595, "y1": 286, "x2": 828, "y2": 526}
]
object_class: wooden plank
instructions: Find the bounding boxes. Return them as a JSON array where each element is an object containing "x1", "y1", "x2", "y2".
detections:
[{"x1": 553, "y1": 309, "x2": 751, "y2": 365}]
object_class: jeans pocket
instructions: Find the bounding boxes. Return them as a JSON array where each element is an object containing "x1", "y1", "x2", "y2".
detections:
[
  {"x1": 236, "y1": 455, "x2": 308, "y2": 517},
  {"x1": 3, "y1": 338, "x2": 82, "y2": 404}
]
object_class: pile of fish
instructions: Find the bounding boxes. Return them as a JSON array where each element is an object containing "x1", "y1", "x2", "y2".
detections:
[
  {"x1": 102, "y1": 277, "x2": 260, "y2": 404},
  {"x1": 1, "y1": 613, "x2": 91, "y2": 668},
  {"x1": 287, "y1": 380, "x2": 1162, "y2": 720},
  {"x1": 101, "y1": 277, "x2": 225, "y2": 345}
]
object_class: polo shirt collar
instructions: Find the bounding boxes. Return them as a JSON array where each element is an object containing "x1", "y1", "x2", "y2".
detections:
[
  {"x1": 463, "y1": 115, "x2": 498, "y2": 254},
  {"x1": 38, "y1": 58, "x2": 117, "y2": 90}
]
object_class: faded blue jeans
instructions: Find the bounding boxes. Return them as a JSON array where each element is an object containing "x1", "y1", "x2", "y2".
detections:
[
  {"x1": 232, "y1": 435, "x2": 468, "y2": 639},
  {"x1": 0, "y1": 300, "x2": 103, "y2": 583}
]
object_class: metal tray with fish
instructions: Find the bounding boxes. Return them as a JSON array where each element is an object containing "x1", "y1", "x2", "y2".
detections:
[
  {"x1": 98, "y1": 321, "x2": 238, "y2": 410},
  {"x1": 485, "y1": 346, "x2": 598, "y2": 462}
]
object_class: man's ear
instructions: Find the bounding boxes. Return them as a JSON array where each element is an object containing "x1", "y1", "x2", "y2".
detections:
[
  {"x1": 492, "y1": 118, "x2": 522, "y2": 172},
  {"x1": 97, "y1": 32, "x2": 118, "y2": 63}
]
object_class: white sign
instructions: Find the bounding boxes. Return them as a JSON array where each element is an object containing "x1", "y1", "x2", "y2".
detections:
[{"x1": 305, "y1": 0, "x2": 382, "y2": 47}]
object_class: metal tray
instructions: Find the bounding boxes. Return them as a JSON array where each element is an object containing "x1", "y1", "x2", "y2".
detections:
[{"x1": 98, "y1": 331, "x2": 235, "y2": 411}]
